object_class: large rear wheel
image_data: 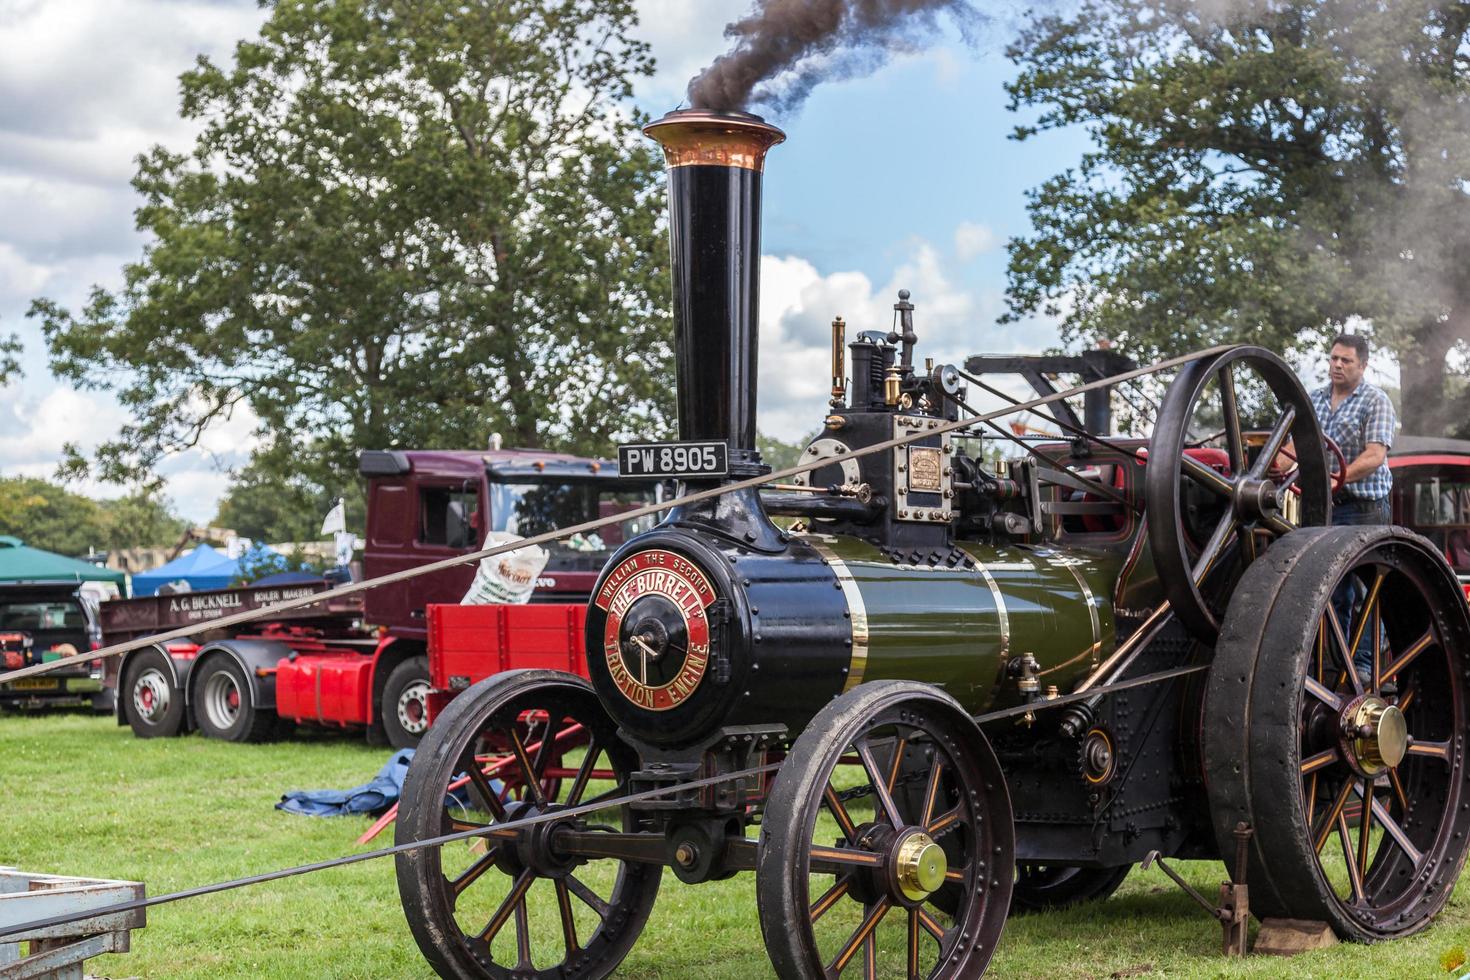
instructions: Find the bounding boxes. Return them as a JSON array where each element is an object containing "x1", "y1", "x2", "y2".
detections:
[{"x1": 1205, "y1": 526, "x2": 1470, "y2": 940}]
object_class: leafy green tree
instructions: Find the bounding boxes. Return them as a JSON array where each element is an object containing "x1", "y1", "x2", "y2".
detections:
[
  {"x1": 213, "y1": 442, "x2": 357, "y2": 543},
  {"x1": 97, "y1": 492, "x2": 188, "y2": 553},
  {"x1": 0, "y1": 477, "x2": 183, "y2": 556},
  {"x1": 32, "y1": 0, "x2": 673, "y2": 495},
  {"x1": 757, "y1": 430, "x2": 816, "y2": 473},
  {"x1": 0, "y1": 331, "x2": 19, "y2": 385},
  {"x1": 1004, "y1": 0, "x2": 1470, "y2": 433}
]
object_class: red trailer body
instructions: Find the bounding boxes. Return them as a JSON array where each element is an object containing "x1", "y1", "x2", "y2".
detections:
[{"x1": 423, "y1": 603, "x2": 587, "y2": 722}]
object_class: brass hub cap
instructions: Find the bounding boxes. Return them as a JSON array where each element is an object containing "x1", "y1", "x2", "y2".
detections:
[
  {"x1": 1341, "y1": 695, "x2": 1409, "y2": 776},
  {"x1": 892, "y1": 831, "x2": 947, "y2": 902}
]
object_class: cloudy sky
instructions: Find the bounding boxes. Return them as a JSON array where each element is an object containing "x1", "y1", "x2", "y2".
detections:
[{"x1": 0, "y1": 0, "x2": 1088, "y2": 522}]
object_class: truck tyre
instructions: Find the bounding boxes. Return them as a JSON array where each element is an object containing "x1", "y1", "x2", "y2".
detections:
[
  {"x1": 382, "y1": 655, "x2": 431, "y2": 749},
  {"x1": 121, "y1": 647, "x2": 186, "y2": 738},
  {"x1": 191, "y1": 656, "x2": 275, "y2": 743}
]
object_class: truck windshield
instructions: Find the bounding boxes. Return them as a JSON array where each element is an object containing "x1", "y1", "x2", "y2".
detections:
[{"x1": 489, "y1": 482, "x2": 659, "y2": 569}]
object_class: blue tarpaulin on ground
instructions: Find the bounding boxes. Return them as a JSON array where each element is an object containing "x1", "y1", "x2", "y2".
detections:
[
  {"x1": 277, "y1": 749, "x2": 418, "y2": 817},
  {"x1": 275, "y1": 748, "x2": 486, "y2": 817}
]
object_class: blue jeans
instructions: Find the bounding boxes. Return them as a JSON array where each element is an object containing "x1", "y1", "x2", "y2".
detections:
[
  {"x1": 1330, "y1": 495, "x2": 1389, "y2": 680},
  {"x1": 1332, "y1": 495, "x2": 1390, "y2": 526}
]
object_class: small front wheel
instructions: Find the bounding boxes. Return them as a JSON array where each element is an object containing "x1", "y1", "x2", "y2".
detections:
[
  {"x1": 382, "y1": 655, "x2": 432, "y2": 749},
  {"x1": 758, "y1": 680, "x2": 1013, "y2": 978},
  {"x1": 396, "y1": 669, "x2": 660, "y2": 979}
]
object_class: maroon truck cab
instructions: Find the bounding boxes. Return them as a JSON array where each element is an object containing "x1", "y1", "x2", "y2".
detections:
[
  {"x1": 359, "y1": 448, "x2": 665, "y2": 639},
  {"x1": 104, "y1": 446, "x2": 660, "y2": 749}
]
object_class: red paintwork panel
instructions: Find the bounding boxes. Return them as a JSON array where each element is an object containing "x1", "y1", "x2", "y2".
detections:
[
  {"x1": 275, "y1": 655, "x2": 373, "y2": 727},
  {"x1": 427, "y1": 604, "x2": 587, "y2": 693}
]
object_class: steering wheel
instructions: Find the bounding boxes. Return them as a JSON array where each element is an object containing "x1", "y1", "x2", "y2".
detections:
[
  {"x1": 1262, "y1": 434, "x2": 1348, "y2": 497},
  {"x1": 1144, "y1": 346, "x2": 1332, "y2": 643}
]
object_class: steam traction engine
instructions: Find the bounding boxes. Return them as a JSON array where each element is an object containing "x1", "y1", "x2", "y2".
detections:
[{"x1": 393, "y1": 110, "x2": 1470, "y2": 978}]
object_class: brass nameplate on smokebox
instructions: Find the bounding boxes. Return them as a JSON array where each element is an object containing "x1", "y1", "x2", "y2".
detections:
[{"x1": 908, "y1": 447, "x2": 943, "y2": 493}]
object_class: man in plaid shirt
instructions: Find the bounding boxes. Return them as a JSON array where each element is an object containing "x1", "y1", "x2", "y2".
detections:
[{"x1": 1309, "y1": 334, "x2": 1397, "y2": 526}]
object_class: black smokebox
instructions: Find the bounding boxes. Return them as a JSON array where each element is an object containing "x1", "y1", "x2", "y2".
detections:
[{"x1": 643, "y1": 110, "x2": 785, "y2": 473}]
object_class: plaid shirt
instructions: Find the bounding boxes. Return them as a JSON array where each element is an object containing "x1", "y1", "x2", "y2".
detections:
[{"x1": 1310, "y1": 381, "x2": 1396, "y2": 500}]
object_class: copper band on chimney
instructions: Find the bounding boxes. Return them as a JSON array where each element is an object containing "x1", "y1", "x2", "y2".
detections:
[{"x1": 643, "y1": 110, "x2": 786, "y2": 172}]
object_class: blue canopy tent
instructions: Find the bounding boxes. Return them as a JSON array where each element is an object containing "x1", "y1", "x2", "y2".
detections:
[{"x1": 131, "y1": 544, "x2": 239, "y2": 597}]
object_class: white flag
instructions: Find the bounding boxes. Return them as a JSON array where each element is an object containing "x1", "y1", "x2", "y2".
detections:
[{"x1": 320, "y1": 499, "x2": 345, "y2": 536}]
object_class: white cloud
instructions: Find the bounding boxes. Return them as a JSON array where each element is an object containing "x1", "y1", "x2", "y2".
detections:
[
  {"x1": 756, "y1": 240, "x2": 1053, "y2": 440},
  {"x1": 0, "y1": 242, "x2": 48, "y2": 298},
  {"x1": 0, "y1": 380, "x2": 259, "y2": 522},
  {"x1": 631, "y1": 0, "x2": 752, "y2": 108},
  {"x1": 954, "y1": 221, "x2": 999, "y2": 261}
]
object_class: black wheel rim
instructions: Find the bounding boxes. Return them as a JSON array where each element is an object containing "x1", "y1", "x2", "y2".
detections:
[
  {"x1": 396, "y1": 677, "x2": 659, "y2": 979},
  {"x1": 1147, "y1": 346, "x2": 1331, "y2": 641},
  {"x1": 769, "y1": 697, "x2": 1011, "y2": 978},
  {"x1": 1296, "y1": 548, "x2": 1467, "y2": 930}
]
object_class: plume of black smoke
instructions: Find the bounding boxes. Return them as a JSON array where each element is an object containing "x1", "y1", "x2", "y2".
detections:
[{"x1": 688, "y1": 0, "x2": 984, "y2": 115}]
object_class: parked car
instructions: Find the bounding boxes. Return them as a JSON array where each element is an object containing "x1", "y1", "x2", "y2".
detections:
[{"x1": 0, "y1": 583, "x2": 109, "y2": 712}]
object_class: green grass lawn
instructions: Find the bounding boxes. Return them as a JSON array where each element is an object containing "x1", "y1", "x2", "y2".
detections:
[{"x1": 3, "y1": 711, "x2": 1469, "y2": 978}]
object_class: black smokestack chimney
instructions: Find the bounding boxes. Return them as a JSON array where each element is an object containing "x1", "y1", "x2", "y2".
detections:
[{"x1": 644, "y1": 110, "x2": 785, "y2": 474}]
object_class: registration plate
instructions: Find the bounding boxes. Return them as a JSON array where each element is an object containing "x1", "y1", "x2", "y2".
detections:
[
  {"x1": 618, "y1": 441, "x2": 728, "y2": 479},
  {"x1": 8, "y1": 678, "x2": 56, "y2": 691}
]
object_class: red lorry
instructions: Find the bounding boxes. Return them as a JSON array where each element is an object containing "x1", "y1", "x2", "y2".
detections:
[{"x1": 102, "y1": 447, "x2": 660, "y2": 747}]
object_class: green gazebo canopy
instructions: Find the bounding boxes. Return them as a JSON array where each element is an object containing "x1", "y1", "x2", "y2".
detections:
[{"x1": 0, "y1": 536, "x2": 126, "y2": 587}]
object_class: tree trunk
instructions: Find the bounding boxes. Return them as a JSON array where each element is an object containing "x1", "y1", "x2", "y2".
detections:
[{"x1": 1397, "y1": 320, "x2": 1454, "y2": 436}]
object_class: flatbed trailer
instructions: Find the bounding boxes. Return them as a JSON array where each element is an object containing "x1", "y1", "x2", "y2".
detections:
[{"x1": 97, "y1": 580, "x2": 433, "y2": 744}]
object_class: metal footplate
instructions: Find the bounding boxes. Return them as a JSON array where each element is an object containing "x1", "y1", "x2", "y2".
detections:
[{"x1": 0, "y1": 868, "x2": 144, "y2": 979}]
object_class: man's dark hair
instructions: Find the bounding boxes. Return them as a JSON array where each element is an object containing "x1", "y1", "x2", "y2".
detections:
[{"x1": 1331, "y1": 333, "x2": 1369, "y2": 362}]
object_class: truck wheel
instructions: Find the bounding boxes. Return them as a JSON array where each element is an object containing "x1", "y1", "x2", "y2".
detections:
[
  {"x1": 121, "y1": 648, "x2": 185, "y2": 738},
  {"x1": 382, "y1": 655, "x2": 431, "y2": 749},
  {"x1": 192, "y1": 656, "x2": 275, "y2": 743}
]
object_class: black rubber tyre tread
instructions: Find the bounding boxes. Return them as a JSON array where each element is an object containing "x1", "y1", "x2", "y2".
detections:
[
  {"x1": 1146, "y1": 347, "x2": 1330, "y2": 643},
  {"x1": 190, "y1": 656, "x2": 276, "y2": 743},
  {"x1": 120, "y1": 646, "x2": 186, "y2": 738},
  {"x1": 395, "y1": 669, "x2": 660, "y2": 980},
  {"x1": 1205, "y1": 525, "x2": 1470, "y2": 940},
  {"x1": 1010, "y1": 863, "x2": 1131, "y2": 914},
  {"x1": 757, "y1": 680, "x2": 1013, "y2": 979},
  {"x1": 382, "y1": 655, "x2": 431, "y2": 750}
]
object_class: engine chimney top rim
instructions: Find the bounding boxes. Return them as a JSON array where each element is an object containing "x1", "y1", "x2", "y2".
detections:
[{"x1": 644, "y1": 109, "x2": 786, "y2": 173}]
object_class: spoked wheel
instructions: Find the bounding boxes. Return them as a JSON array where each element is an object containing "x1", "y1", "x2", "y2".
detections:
[
  {"x1": 758, "y1": 681, "x2": 1013, "y2": 978},
  {"x1": 395, "y1": 669, "x2": 660, "y2": 979},
  {"x1": 1205, "y1": 526, "x2": 1470, "y2": 940},
  {"x1": 1011, "y1": 863, "x2": 1130, "y2": 913},
  {"x1": 1146, "y1": 346, "x2": 1331, "y2": 642}
]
